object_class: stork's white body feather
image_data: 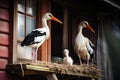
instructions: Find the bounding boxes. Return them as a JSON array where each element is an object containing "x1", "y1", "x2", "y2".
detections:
[
  {"x1": 74, "y1": 21, "x2": 95, "y2": 65},
  {"x1": 30, "y1": 28, "x2": 47, "y2": 48},
  {"x1": 63, "y1": 49, "x2": 73, "y2": 65},
  {"x1": 63, "y1": 57, "x2": 73, "y2": 65}
]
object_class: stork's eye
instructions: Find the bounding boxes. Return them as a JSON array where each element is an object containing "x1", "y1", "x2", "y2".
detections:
[
  {"x1": 49, "y1": 14, "x2": 52, "y2": 17},
  {"x1": 84, "y1": 22, "x2": 88, "y2": 26}
]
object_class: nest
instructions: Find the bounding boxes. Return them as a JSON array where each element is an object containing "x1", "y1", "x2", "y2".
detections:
[{"x1": 30, "y1": 61, "x2": 102, "y2": 78}]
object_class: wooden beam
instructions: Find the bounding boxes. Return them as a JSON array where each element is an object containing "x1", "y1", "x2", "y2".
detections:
[
  {"x1": 6, "y1": 62, "x2": 103, "y2": 79},
  {"x1": 38, "y1": 0, "x2": 51, "y2": 62},
  {"x1": 47, "y1": 73, "x2": 58, "y2": 80},
  {"x1": 63, "y1": 8, "x2": 68, "y2": 49}
]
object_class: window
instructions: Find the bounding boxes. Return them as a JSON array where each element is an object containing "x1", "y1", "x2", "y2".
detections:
[
  {"x1": 17, "y1": 0, "x2": 37, "y2": 61},
  {"x1": 13, "y1": 0, "x2": 62, "y2": 63},
  {"x1": 13, "y1": 0, "x2": 52, "y2": 63}
]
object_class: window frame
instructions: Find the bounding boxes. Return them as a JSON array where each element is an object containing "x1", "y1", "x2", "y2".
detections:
[
  {"x1": 17, "y1": 0, "x2": 37, "y2": 60},
  {"x1": 13, "y1": 0, "x2": 36, "y2": 63},
  {"x1": 13, "y1": 0, "x2": 51, "y2": 63},
  {"x1": 17, "y1": 0, "x2": 36, "y2": 41}
]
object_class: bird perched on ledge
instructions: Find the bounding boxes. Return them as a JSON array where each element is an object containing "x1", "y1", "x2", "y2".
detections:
[
  {"x1": 63, "y1": 49, "x2": 73, "y2": 65},
  {"x1": 74, "y1": 21, "x2": 95, "y2": 65},
  {"x1": 21, "y1": 13, "x2": 62, "y2": 63}
]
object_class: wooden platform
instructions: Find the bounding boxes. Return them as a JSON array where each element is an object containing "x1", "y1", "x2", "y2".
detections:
[{"x1": 6, "y1": 61, "x2": 103, "y2": 80}]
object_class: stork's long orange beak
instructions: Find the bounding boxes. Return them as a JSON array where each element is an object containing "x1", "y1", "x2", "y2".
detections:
[
  {"x1": 86, "y1": 24, "x2": 95, "y2": 33},
  {"x1": 51, "y1": 16, "x2": 63, "y2": 24}
]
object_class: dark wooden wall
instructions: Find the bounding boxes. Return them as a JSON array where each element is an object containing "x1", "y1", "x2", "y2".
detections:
[
  {"x1": 37, "y1": 0, "x2": 51, "y2": 62},
  {"x1": 0, "y1": 0, "x2": 13, "y2": 80}
]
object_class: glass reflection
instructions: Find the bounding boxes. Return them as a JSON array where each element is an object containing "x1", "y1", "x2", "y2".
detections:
[
  {"x1": 17, "y1": 43, "x2": 32, "y2": 59},
  {"x1": 18, "y1": 0, "x2": 25, "y2": 12},
  {"x1": 26, "y1": 0, "x2": 36, "y2": 15},
  {"x1": 26, "y1": 16, "x2": 36, "y2": 35},
  {"x1": 17, "y1": 13, "x2": 25, "y2": 38}
]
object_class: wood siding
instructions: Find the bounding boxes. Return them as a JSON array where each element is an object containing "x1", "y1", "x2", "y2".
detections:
[
  {"x1": 0, "y1": 0, "x2": 13, "y2": 80},
  {"x1": 38, "y1": 0, "x2": 51, "y2": 62}
]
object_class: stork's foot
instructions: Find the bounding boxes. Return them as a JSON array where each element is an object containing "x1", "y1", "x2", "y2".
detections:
[
  {"x1": 86, "y1": 60, "x2": 89, "y2": 66},
  {"x1": 79, "y1": 57, "x2": 83, "y2": 65},
  {"x1": 80, "y1": 60, "x2": 83, "y2": 65},
  {"x1": 86, "y1": 63, "x2": 89, "y2": 67}
]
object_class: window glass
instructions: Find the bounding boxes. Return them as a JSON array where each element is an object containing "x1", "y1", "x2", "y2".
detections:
[
  {"x1": 17, "y1": 0, "x2": 36, "y2": 60},
  {"x1": 26, "y1": 16, "x2": 36, "y2": 35},
  {"x1": 17, "y1": 43, "x2": 32, "y2": 59},
  {"x1": 26, "y1": 0, "x2": 36, "y2": 15},
  {"x1": 17, "y1": 13, "x2": 25, "y2": 38},
  {"x1": 18, "y1": 0, "x2": 25, "y2": 12}
]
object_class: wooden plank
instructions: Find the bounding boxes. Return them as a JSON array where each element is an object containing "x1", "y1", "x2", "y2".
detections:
[
  {"x1": 0, "y1": 8, "x2": 9, "y2": 20},
  {"x1": 0, "y1": 58, "x2": 8, "y2": 69},
  {"x1": 0, "y1": 46, "x2": 8, "y2": 57},
  {"x1": 26, "y1": 64, "x2": 101, "y2": 78},
  {"x1": 26, "y1": 62, "x2": 103, "y2": 78},
  {"x1": 0, "y1": 0, "x2": 9, "y2": 8},
  {"x1": 0, "y1": 71, "x2": 9, "y2": 80},
  {"x1": 0, "y1": 20, "x2": 9, "y2": 33},
  {"x1": 47, "y1": 73, "x2": 58, "y2": 80},
  {"x1": 26, "y1": 65, "x2": 50, "y2": 71},
  {"x1": 6, "y1": 62, "x2": 103, "y2": 78},
  {"x1": 0, "y1": 33, "x2": 9, "y2": 45}
]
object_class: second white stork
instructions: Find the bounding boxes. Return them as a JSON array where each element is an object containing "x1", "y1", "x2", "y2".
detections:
[
  {"x1": 74, "y1": 21, "x2": 95, "y2": 65},
  {"x1": 21, "y1": 13, "x2": 62, "y2": 63}
]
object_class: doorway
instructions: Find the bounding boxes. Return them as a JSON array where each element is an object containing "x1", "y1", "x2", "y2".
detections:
[{"x1": 51, "y1": 1, "x2": 63, "y2": 61}]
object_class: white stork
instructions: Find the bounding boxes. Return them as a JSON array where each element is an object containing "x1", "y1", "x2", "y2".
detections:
[
  {"x1": 74, "y1": 21, "x2": 95, "y2": 65},
  {"x1": 21, "y1": 13, "x2": 62, "y2": 63},
  {"x1": 63, "y1": 49, "x2": 73, "y2": 65}
]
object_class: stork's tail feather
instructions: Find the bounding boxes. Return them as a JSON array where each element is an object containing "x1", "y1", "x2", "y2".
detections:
[
  {"x1": 21, "y1": 40, "x2": 28, "y2": 46},
  {"x1": 88, "y1": 39, "x2": 95, "y2": 47},
  {"x1": 21, "y1": 42, "x2": 25, "y2": 46}
]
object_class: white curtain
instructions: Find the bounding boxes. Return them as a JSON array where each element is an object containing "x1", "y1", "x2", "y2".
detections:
[{"x1": 97, "y1": 13, "x2": 114, "y2": 80}]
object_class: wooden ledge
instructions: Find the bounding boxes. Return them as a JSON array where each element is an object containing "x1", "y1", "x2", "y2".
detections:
[{"x1": 6, "y1": 61, "x2": 103, "y2": 79}]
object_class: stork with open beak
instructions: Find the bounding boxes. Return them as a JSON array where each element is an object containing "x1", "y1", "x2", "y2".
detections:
[
  {"x1": 21, "y1": 13, "x2": 62, "y2": 63},
  {"x1": 74, "y1": 21, "x2": 95, "y2": 65}
]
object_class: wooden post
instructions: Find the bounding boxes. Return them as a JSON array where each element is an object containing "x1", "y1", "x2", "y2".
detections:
[
  {"x1": 63, "y1": 8, "x2": 68, "y2": 49},
  {"x1": 47, "y1": 73, "x2": 58, "y2": 80},
  {"x1": 38, "y1": 0, "x2": 51, "y2": 62}
]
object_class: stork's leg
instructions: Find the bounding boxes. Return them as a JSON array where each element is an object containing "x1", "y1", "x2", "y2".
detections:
[
  {"x1": 86, "y1": 55, "x2": 90, "y2": 66},
  {"x1": 87, "y1": 59, "x2": 89, "y2": 66},
  {"x1": 32, "y1": 48, "x2": 35, "y2": 63},
  {"x1": 34, "y1": 47, "x2": 38, "y2": 63},
  {"x1": 32, "y1": 47, "x2": 38, "y2": 63},
  {"x1": 78, "y1": 56, "x2": 82, "y2": 65}
]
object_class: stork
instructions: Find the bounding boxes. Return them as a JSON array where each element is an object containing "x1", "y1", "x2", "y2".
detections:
[
  {"x1": 63, "y1": 49, "x2": 73, "y2": 65},
  {"x1": 74, "y1": 21, "x2": 95, "y2": 65},
  {"x1": 21, "y1": 13, "x2": 62, "y2": 63}
]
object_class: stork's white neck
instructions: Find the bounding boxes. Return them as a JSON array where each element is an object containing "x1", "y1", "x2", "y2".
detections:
[
  {"x1": 42, "y1": 18, "x2": 50, "y2": 39},
  {"x1": 78, "y1": 26, "x2": 84, "y2": 35},
  {"x1": 66, "y1": 55, "x2": 69, "y2": 57},
  {"x1": 42, "y1": 18, "x2": 48, "y2": 27},
  {"x1": 65, "y1": 53, "x2": 69, "y2": 57}
]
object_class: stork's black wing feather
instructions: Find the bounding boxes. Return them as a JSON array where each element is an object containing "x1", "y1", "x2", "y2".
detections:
[{"x1": 21, "y1": 30, "x2": 46, "y2": 46}]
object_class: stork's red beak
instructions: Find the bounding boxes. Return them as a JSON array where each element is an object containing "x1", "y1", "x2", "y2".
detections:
[
  {"x1": 86, "y1": 24, "x2": 95, "y2": 33},
  {"x1": 51, "y1": 16, "x2": 63, "y2": 24}
]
